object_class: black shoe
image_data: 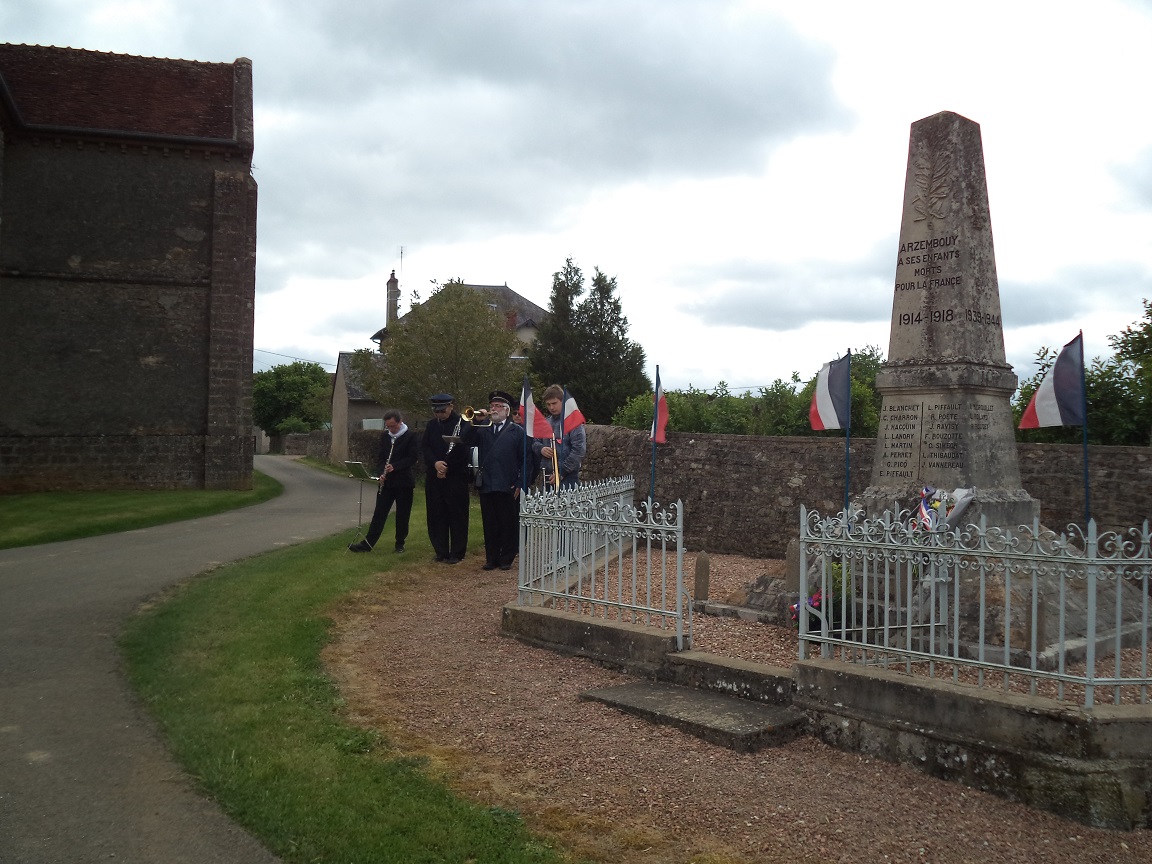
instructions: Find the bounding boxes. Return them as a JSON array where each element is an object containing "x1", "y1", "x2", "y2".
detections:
[
  {"x1": 394, "y1": 544, "x2": 405, "y2": 553},
  {"x1": 499, "y1": 564, "x2": 512, "y2": 571},
  {"x1": 348, "y1": 540, "x2": 372, "y2": 553},
  {"x1": 445, "y1": 557, "x2": 461, "y2": 565},
  {"x1": 433, "y1": 555, "x2": 447, "y2": 562},
  {"x1": 482, "y1": 563, "x2": 497, "y2": 571}
]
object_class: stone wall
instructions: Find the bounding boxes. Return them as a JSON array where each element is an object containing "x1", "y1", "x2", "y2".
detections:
[{"x1": 583, "y1": 426, "x2": 1152, "y2": 558}]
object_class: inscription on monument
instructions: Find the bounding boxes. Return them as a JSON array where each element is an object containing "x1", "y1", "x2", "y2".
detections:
[
  {"x1": 876, "y1": 402, "x2": 922, "y2": 479},
  {"x1": 875, "y1": 398, "x2": 1006, "y2": 480}
]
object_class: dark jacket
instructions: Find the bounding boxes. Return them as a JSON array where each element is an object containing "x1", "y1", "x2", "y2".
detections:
[
  {"x1": 422, "y1": 411, "x2": 471, "y2": 481},
  {"x1": 376, "y1": 426, "x2": 417, "y2": 488},
  {"x1": 470, "y1": 420, "x2": 525, "y2": 493}
]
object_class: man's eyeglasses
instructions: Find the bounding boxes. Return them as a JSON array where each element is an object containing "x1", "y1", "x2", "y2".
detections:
[{"x1": 433, "y1": 406, "x2": 451, "y2": 413}]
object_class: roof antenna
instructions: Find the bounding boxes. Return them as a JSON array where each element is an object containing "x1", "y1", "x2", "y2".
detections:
[{"x1": 398, "y1": 245, "x2": 405, "y2": 274}]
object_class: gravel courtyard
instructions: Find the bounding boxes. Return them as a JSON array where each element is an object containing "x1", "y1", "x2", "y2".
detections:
[{"x1": 323, "y1": 551, "x2": 1151, "y2": 864}]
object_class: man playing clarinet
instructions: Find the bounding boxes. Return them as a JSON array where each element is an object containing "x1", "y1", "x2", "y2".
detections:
[{"x1": 348, "y1": 408, "x2": 418, "y2": 553}]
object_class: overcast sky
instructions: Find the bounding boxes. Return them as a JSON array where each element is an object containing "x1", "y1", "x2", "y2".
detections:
[{"x1": 7, "y1": 0, "x2": 1152, "y2": 393}]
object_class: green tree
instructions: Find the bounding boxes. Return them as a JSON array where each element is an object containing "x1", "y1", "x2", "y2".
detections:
[
  {"x1": 1108, "y1": 298, "x2": 1152, "y2": 445},
  {"x1": 529, "y1": 259, "x2": 585, "y2": 389},
  {"x1": 349, "y1": 280, "x2": 523, "y2": 420},
  {"x1": 748, "y1": 375, "x2": 808, "y2": 436},
  {"x1": 252, "y1": 361, "x2": 331, "y2": 436},
  {"x1": 529, "y1": 261, "x2": 651, "y2": 423}
]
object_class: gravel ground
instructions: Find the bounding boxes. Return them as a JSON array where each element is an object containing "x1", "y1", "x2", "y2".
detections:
[{"x1": 322, "y1": 551, "x2": 1151, "y2": 864}]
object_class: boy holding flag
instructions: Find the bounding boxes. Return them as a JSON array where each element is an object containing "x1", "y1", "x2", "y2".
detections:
[{"x1": 533, "y1": 384, "x2": 587, "y2": 489}]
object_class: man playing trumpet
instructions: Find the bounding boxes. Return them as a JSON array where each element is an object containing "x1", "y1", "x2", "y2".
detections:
[{"x1": 467, "y1": 390, "x2": 525, "y2": 571}]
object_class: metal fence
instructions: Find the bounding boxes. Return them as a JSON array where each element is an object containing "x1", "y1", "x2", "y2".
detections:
[
  {"x1": 517, "y1": 477, "x2": 689, "y2": 649},
  {"x1": 799, "y1": 505, "x2": 1151, "y2": 708}
]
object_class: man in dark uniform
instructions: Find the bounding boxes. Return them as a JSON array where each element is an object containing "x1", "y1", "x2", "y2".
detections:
[
  {"x1": 422, "y1": 393, "x2": 470, "y2": 563},
  {"x1": 469, "y1": 390, "x2": 525, "y2": 571},
  {"x1": 348, "y1": 408, "x2": 417, "y2": 553}
]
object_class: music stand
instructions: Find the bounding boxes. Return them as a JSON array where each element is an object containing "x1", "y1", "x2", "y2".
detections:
[{"x1": 344, "y1": 461, "x2": 379, "y2": 550}]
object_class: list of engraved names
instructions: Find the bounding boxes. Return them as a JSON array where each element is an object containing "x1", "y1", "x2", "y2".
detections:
[{"x1": 876, "y1": 398, "x2": 999, "y2": 481}]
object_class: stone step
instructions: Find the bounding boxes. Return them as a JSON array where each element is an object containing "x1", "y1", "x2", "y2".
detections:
[{"x1": 579, "y1": 681, "x2": 806, "y2": 753}]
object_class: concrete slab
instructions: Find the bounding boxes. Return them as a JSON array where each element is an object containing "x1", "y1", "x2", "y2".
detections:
[{"x1": 580, "y1": 681, "x2": 805, "y2": 753}]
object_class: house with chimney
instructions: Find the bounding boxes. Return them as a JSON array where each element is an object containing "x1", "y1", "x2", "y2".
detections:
[
  {"x1": 328, "y1": 271, "x2": 547, "y2": 465},
  {"x1": 0, "y1": 44, "x2": 256, "y2": 492}
]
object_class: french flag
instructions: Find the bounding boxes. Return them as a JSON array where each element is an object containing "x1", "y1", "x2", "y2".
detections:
[
  {"x1": 560, "y1": 390, "x2": 586, "y2": 434},
  {"x1": 1019, "y1": 333, "x2": 1085, "y2": 429},
  {"x1": 650, "y1": 367, "x2": 669, "y2": 443},
  {"x1": 809, "y1": 354, "x2": 851, "y2": 431},
  {"x1": 520, "y1": 377, "x2": 555, "y2": 438}
]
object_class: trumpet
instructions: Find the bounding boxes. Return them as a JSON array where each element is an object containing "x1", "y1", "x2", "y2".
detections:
[{"x1": 461, "y1": 406, "x2": 492, "y2": 426}]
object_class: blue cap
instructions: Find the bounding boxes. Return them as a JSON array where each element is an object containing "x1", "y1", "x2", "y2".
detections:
[{"x1": 429, "y1": 393, "x2": 454, "y2": 406}]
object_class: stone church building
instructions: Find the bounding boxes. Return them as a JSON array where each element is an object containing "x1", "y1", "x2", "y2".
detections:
[{"x1": 0, "y1": 44, "x2": 257, "y2": 491}]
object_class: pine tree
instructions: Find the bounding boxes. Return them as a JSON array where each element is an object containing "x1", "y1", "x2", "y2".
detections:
[
  {"x1": 529, "y1": 260, "x2": 651, "y2": 424},
  {"x1": 529, "y1": 259, "x2": 585, "y2": 388},
  {"x1": 575, "y1": 268, "x2": 651, "y2": 424}
]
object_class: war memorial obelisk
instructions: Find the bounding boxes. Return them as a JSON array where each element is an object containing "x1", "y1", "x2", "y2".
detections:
[{"x1": 862, "y1": 111, "x2": 1038, "y2": 526}]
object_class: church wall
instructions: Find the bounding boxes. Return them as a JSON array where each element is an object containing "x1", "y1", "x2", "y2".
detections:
[{"x1": 0, "y1": 54, "x2": 255, "y2": 492}]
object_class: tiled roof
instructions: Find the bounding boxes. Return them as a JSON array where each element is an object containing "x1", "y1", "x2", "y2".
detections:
[
  {"x1": 336, "y1": 352, "x2": 379, "y2": 402},
  {"x1": 0, "y1": 43, "x2": 244, "y2": 142},
  {"x1": 372, "y1": 283, "x2": 548, "y2": 342},
  {"x1": 465, "y1": 284, "x2": 548, "y2": 329}
]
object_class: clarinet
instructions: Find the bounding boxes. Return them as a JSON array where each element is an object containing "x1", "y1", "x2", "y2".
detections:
[
  {"x1": 378, "y1": 435, "x2": 396, "y2": 493},
  {"x1": 446, "y1": 416, "x2": 463, "y2": 453},
  {"x1": 436, "y1": 415, "x2": 463, "y2": 480}
]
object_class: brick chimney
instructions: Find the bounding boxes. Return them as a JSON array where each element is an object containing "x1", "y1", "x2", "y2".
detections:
[
  {"x1": 504, "y1": 309, "x2": 518, "y2": 330},
  {"x1": 387, "y1": 270, "x2": 400, "y2": 326}
]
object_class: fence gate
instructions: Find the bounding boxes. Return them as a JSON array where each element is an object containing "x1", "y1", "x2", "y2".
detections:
[{"x1": 518, "y1": 478, "x2": 689, "y2": 649}]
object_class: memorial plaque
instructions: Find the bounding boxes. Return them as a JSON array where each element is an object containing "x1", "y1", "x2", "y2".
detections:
[{"x1": 863, "y1": 112, "x2": 1038, "y2": 526}]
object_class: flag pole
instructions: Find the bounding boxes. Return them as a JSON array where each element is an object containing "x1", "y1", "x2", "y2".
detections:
[
  {"x1": 843, "y1": 349, "x2": 852, "y2": 516},
  {"x1": 649, "y1": 366, "x2": 660, "y2": 508},
  {"x1": 1078, "y1": 330, "x2": 1090, "y2": 527},
  {"x1": 520, "y1": 376, "x2": 529, "y2": 493}
]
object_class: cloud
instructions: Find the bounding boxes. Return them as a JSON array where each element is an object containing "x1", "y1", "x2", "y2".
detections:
[
  {"x1": 1117, "y1": 145, "x2": 1152, "y2": 209},
  {"x1": 245, "y1": 0, "x2": 852, "y2": 284},
  {"x1": 1001, "y1": 262, "x2": 1152, "y2": 328},
  {"x1": 677, "y1": 242, "x2": 894, "y2": 330}
]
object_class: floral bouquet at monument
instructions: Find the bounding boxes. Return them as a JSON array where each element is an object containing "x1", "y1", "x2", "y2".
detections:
[{"x1": 914, "y1": 486, "x2": 975, "y2": 531}]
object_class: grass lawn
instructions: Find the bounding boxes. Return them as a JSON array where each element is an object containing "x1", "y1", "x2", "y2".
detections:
[
  {"x1": 0, "y1": 471, "x2": 282, "y2": 550},
  {"x1": 118, "y1": 488, "x2": 566, "y2": 863}
]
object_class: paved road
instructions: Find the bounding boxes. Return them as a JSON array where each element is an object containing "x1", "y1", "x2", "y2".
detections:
[{"x1": 0, "y1": 456, "x2": 365, "y2": 863}]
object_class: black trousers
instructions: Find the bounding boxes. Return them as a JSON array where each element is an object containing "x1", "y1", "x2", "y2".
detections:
[
  {"x1": 425, "y1": 477, "x2": 469, "y2": 560},
  {"x1": 364, "y1": 484, "x2": 413, "y2": 549},
  {"x1": 479, "y1": 491, "x2": 519, "y2": 567}
]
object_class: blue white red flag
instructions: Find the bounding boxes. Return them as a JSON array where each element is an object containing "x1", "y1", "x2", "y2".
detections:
[
  {"x1": 650, "y1": 367, "x2": 669, "y2": 443},
  {"x1": 809, "y1": 354, "x2": 851, "y2": 431},
  {"x1": 519, "y1": 377, "x2": 554, "y2": 438},
  {"x1": 1018, "y1": 334, "x2": 1085, "y2": 429},
  {"x1": 917, "y1": 486, "x2": 936, "y2": 530},
  {"x1": 560, "y1": 390, "x2": 586, "y2": 434}
]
